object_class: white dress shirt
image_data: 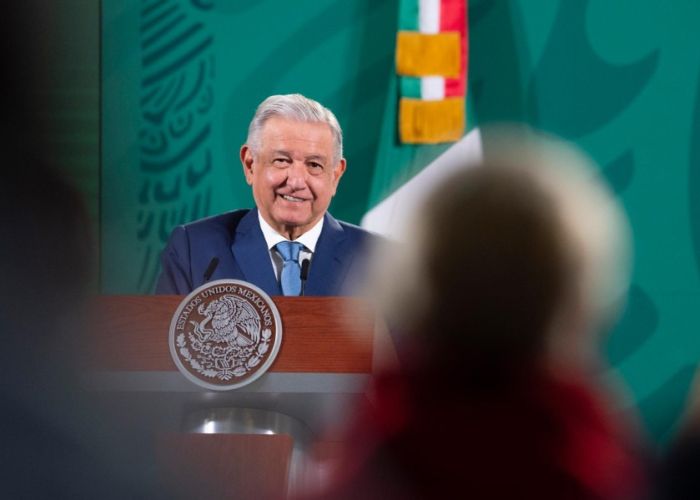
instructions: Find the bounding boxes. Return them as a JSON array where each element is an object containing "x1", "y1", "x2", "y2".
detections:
[{"x1": 257, "y1": 212, "x2": 324, "y2": 280}]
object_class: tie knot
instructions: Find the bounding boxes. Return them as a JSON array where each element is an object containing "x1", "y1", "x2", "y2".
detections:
[{"x1": 276, "y1": 241, "x2": 303, "y2": 262}]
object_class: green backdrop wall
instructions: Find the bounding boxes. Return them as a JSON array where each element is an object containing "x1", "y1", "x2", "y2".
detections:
[{"x1": 100, "y1": 0, "x2": 700, "y2": 444}]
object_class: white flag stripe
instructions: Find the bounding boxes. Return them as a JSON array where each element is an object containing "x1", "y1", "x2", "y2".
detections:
[
  {"x1": 419, "y1": 0, "x2": 440, "y2": 34},
  {"x1": 361, "y1": 128, "x2": 483, "y2": 240},
  {"x1": 421, "y1": 76, "x2": 445, "y2": 100}
]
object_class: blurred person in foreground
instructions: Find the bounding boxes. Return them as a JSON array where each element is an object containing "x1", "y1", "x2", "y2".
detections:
[
  {"x1": 0, "y1": 4, "x2": 171, "y2": 498},
  {"x1": 306, "y1": 131, "x2": 647, "y2": 499},
  {"x1": 653, "y1": 367, "x2": 700, "y2": 499}
]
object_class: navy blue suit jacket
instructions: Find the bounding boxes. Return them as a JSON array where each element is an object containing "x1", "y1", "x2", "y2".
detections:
[{"x1": 155, "y1": 209, "x2": 377, "y2": 296}]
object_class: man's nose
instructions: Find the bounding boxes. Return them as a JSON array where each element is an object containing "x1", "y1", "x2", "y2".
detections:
[{"x1": 286, "y1": 161, "x2": 307, "y2": 189}]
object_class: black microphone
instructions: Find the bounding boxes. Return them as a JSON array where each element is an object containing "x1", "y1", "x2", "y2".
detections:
[
  {"x1": 300, "y1": 258, "x2": 310, "y2": 296},
  {"x1": 203, "y1": 257, "x2": 219, "y2": 282}
]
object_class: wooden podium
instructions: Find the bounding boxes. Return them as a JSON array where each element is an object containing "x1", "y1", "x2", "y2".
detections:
[{"x1": 86, "y1": 295, "x2": 379, "y2": 499}]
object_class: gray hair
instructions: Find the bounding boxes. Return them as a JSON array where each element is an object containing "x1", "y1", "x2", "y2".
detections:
[{"x1": 246, "y1": 94, "x2": 343, "y2": 164}]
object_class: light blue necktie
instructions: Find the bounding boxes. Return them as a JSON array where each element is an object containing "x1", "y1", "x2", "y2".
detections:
[{"x1": 275, "y1": 241, "x2": 303, "y2": 296}]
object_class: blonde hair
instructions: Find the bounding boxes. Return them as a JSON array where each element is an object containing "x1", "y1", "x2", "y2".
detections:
[{"x1": 373, "y1": 130, "x2": 631, "y2": 366}]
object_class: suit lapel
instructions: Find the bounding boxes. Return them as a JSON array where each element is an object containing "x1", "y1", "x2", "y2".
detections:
[
  {"x1": 305, "y1": 213, "x2": 350, "y2": 296},
  {"x1": 231, "y1": 209, "x2": 281, "y2": 296}
]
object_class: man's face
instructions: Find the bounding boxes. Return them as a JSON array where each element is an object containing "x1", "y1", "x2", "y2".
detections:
[{"x1": 241, "y1": 116, "x2": 346, "y2": 240}]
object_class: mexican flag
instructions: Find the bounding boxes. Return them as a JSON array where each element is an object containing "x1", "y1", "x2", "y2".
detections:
[{"x1": 361, "y1": 0, "x2": 481, "y2": 239}]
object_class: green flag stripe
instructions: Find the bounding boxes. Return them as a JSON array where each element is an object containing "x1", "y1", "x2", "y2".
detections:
[
  {"x1": 400, "y1": 77, "x2": 422, "y2": 98},
  {"x1": 398, "y1": 0, "x2": 419, "y2": 31}
]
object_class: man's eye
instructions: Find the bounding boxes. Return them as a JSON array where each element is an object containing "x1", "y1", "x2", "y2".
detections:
[
  {"x1": 308, "y1": 162, "x2": 323, "y2": 171},
  {"x1": 273, "y1": 158, "x2": 289, "y2": 165}
]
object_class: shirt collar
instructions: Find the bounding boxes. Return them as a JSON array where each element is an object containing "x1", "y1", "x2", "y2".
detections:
[{"x1": 257, "y1": 211, "x2": 324, "y2": 252}]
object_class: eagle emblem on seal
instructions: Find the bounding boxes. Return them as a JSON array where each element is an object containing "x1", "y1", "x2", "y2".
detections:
[
  {"x1": 193, "y1": 295, "x2": 261, "y2": 347},
  {"x1": 169, "y1": 280, "x2": 283, "y2": 390}
]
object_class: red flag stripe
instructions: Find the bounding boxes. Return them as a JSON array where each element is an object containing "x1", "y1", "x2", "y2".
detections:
[{"x1": 440, "y1": 0, "x2": 467, "y2": 98}]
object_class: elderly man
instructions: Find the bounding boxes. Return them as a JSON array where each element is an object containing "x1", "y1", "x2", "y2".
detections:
[{"x1": 155, "y1": 94, "x2": 376, "y2": 296}]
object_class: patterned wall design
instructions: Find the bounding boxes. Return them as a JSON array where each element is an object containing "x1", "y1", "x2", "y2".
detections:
[
  {"x1": 136, "y1": 0, "x2": 215, "y2": 290},
  {"x1": 465, "y1": 0, "x2": 700, "y2": 443}
]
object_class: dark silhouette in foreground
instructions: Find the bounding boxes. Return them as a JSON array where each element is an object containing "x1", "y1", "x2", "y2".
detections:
[{"x1": 306, "y1": 133, "x2": 647, "y2": 499}]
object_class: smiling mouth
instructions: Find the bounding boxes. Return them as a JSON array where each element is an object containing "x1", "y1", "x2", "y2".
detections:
[{"x1": 280, "y1": 194, "x2": 307, "y2": 203}]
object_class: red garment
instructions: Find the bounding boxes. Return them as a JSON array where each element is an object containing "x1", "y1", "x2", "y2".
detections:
[{"x1": 313, "y1": 362, "x2": 646, "y2": 500}]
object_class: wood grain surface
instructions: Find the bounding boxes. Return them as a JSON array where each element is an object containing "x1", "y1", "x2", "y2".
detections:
[
  {"x1": 86, "y1": 296, "x2": 374, "y2": 373},
  {"x1": 156, "y1": 433, "x2": 293, "y2": 499}
]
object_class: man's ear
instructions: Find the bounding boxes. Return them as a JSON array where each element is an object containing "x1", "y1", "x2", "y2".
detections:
[
  {"x1": 241, "y1": 145, "x2": 254, "y2": 185},
  {"x1": 331, "y1": 158, "x2": 347, "y2": 195}
]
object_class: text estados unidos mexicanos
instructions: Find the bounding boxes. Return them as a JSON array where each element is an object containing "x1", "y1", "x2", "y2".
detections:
[{"x1": 176, "y1": 286, "x2": 273, "y2": 331}]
